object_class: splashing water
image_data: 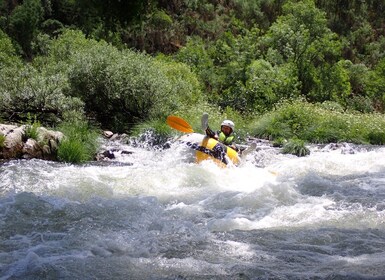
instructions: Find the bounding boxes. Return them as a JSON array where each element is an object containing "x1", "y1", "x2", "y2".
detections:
[{"x1": 1, "y1": 138, "x2": 385, "y2": 279}]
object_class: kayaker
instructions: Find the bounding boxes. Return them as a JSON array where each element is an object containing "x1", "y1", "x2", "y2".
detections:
[{"x1": 205, "y1": 119, "x2": 238, "y2": 151}]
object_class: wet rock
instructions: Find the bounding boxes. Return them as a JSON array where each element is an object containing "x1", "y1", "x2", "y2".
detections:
[
  {"x1": 320, "y1": 142, "x2": 356, "y2": 154},
  {"x1": 95, "y1": 150, "x2": 116, "y2": 161},
  {"x1": 42, "y1": 144, "x2": 52, "y2": 158},
  {"x1": 103, "y1": 150, "x2": 115, "y2": 159},
  {"x1": 0, "y1": 124, "x2": 64, "y2": 160},
  {"x1": 103, "y1": 130, "x2": 114, "y2": 138},
  {"x1": 37, "y1": 127, "x2": 64, "y2": 143},
  {"x1": 22, "y1": 138, "x2": 43, "y2": 159},
  {"x1": 1, "y1": 124, "x2": 24, "y2": 159},
  {"x1": 48, "y1": 139, "x2": 58, "y2": 153}
]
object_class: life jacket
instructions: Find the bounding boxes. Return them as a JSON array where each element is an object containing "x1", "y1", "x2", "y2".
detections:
[{"x1": 218, "y1": 131, "x2": 234, "y2": 146}]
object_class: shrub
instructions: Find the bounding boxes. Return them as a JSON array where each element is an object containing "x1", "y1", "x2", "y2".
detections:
[
  {"x1": 24, "y1": 113, "x2": 41, "y2": 141},
  {"x1": 241, "y1": 60, "x2": 300, "y2": 113},
  {"x1": 0, "y1": 63, "x2": 84, "y2": 125},
  {"x1": 272, "y1": 137, "x2": 287, "y2": 147},
  {"x1": 0, "y1": 29, "x2": 22, "y2": 67},
  {"x1": 57, "y1": 119, "x2": 99, "y2": 163},
  {"x1": 154, "y1": 56, "x2": 205, "y2": 118},
  {"x1": 67, "y1": 46, "x2": 173, "y2": 131},
  {"x1": 251, "y1": 100, "x2": 385, "y2": 144},
  {"x1": 282, "y1": 138, "x2": 310, "y2": 157},
  {"x1": 368, "y1": 131, "x2": 385, "y2": 145},
  {"x1": 44, "y1": 30, "x2": 204, "y2": 132},
  {"x1": 252, "y1": 100, "x2": 317, "y2": 140},
  {"x1": 7, "y1": 0, "x2": 44, "y2": 57},
  {"x1": 319, "y1": 101, "x2": 344, "y2": 112}
]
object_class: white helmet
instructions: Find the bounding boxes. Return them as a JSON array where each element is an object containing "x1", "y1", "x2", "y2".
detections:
[{"x1": 221, "y1": 120, "x2": 235, "y2": 131}]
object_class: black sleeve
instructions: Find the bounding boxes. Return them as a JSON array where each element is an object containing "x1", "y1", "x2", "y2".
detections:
[{"x1": 205, "y1": 127, "x2": 216, "y2": 138}]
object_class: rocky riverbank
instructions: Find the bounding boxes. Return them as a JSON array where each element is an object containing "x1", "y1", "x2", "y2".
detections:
[
  {"x1": 0, "y1": 124, "x2": 64, "y2": 161},
  {"x1": 0, "y1": 124, "x2": 133, "y2": 163}
]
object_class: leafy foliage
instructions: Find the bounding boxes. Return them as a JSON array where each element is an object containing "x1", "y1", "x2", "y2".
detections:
[
  {"x1": 7, "y1": 0, "x2": 43, "y2": 58},
  {"x1": 263, "y1": 1, "x2": 344, "y2": 101},
  {"x1": 0, "y1": 29, "x2": 22, "y2": 67},
  {"x1": 282, "y1": 138, "x2": 310, "y2": 157},
  {"x1": 48, "y1": 30, "x2": 204, "y2": 132},
  {"x1": 1, "y1": 29, "x2": 205, "y2": 132},
  {"x1": 241, "y1": 60, "x2": 300, "y2": 113},
  {"x1": 0, "y1": 62, "x2": 83, "y2": 125},
  {"x1": 1, "y1": 0, "x2": 385, "y2": 148},
  {"x1": 252, "y1": 100, "x2": 385, "y2": 145}
]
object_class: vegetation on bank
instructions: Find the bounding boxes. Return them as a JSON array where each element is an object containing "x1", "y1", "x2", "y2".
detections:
[
  {"x1": 57, "y1": 118, "x2": 99, "y2": 163},
  {"x1": 0, "y1": 134, "x2": 5, "y2": 148},
  {"x1": 252, "y1": 100, "x2": 385, "y2": 145},
  {"x1": 1, "y1": 0, "x2": 385, "y2": 162}
]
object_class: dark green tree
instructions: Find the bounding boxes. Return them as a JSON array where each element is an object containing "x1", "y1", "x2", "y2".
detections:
[
  {"x1": 8, "y1": 0, "x2": 43, "y2": 58},
  {"x1": 263, "y1": 0, "x2": 344, "y2": 102},
  {"x1": 366, "y1": 58, "x2": 385, "y2": 111}
]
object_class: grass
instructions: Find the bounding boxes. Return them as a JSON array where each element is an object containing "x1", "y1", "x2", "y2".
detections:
[
  {"x1": 57, "y1": 119, "x2": 100, "y2": 163},
  {"x1": 0, "y1": 134, "x2": 5, "y2": 148},
  {"x1": 24, "y1": 113, "x2": 41, "y2": 141}
]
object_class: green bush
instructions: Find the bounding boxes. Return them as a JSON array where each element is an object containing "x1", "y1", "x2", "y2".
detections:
[
  {"x1": 24, "y1": 113, "x2": 41, "y2": 140},
  {"x1": 252, "y1": 100, "x2": 385, "y2": 144},
  {"x1": 154, "y1": 56, "x2": 205, "y2": 118},
  {"x1": 68, "y1": 46, "x2": 173, "y2": 131},
  {"x1": 368, "y1": 131, "x2": 385, "y2": 145},
  {"x1": 366, "y1": 57, "x2": 385, "y2": 110},
  {"x1": 253, "y1": 100, "x2": 317, "y2": 140},
  {"x1": 0, "y1": 29, "x2": 22, "y2": 67},
  {"x1": 0, "y1": 63, "x2": 83, "y2": 125},
  {"x1": 7, "y1": 0, "x2": 44, "y2": 57},
  {"x1": 272, "y1": 137, "x2": 287, "y2": 147},
  {"x1": 57, "y1": 119, "x2": 99, "y2": 163},
  {"x1": 282, "y1": 138, "x2": 310, "y2": 157},
  {"x1": 42, "y1": 30, "x2": 204, "y2": 132},
  {"x1": 240, "y1": 60, "x2": 300, "y2": 113}
]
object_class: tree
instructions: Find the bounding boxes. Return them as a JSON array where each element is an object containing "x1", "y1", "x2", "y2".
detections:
[
  {"x1": 228, "y1": 59, "x2": 300, "y2": 113},
  {"x1": 263, "y1": 0, "x2": 343, "y2": 102},
  {"x1": 0, "y1": 28, "x2": 21, "y2": 67},
  {"x1": 366, "y1": 58, "x2": 385, "y2": 111},
  {"x1": 8, "y1": 0, "x2": 43, "y2": 58}
]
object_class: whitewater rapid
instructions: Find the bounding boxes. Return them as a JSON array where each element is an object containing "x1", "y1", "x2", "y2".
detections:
[{"x1": 1, "y1": 138, "x2": 385, "y2": 279}]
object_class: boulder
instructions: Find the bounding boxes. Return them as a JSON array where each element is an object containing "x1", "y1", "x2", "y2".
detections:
[
  {"x1": 1, "y1": 124, "x2": 25, "y2": 159},
  {"x1": 103, "y1": 130, "x2": 114, "y2": 138},
  {"x1": 22, "y1": 138, "x2": 43, "y2": 159},
  {"x1": 0, "y1": 124, "x2": 65, "y2": 160},
  {"x1": 37, "y1": 127, "x2": 64, "y2": 143}
]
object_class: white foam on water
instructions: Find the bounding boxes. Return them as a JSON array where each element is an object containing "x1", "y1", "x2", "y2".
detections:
[{"x1": 2, "y1": 140, "x2": 385, "y2": 278}]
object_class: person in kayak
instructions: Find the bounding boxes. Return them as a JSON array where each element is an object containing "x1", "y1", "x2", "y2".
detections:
[{"x1": 205, "y1": 118, "x2": 238, "y2": 151}]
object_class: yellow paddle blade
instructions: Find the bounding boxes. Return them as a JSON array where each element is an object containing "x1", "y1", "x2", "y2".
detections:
[{"x1": 166, "y1": 115, "x2": 194, "y2": 133}]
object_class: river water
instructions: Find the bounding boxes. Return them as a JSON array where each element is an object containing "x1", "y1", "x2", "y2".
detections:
[{"x1": 1, "y1": 136, "x2": 385, "y2": 279}]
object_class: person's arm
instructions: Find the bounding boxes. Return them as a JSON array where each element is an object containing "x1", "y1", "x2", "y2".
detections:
[{"x1": 205, "y1": 127, "x2": 218, "y2": 139}]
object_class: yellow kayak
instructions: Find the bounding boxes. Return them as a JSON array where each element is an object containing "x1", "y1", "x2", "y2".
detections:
[{"x1": 178, "y1": 133, "x2": 240, "y2": 167}]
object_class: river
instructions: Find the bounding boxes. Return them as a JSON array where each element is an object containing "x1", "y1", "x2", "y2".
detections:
[{"x1": 1, "y1": 136, "x2": 385, "y2": 279}]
